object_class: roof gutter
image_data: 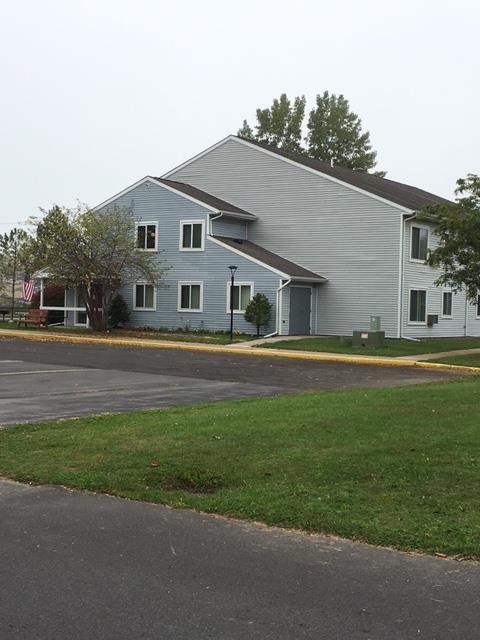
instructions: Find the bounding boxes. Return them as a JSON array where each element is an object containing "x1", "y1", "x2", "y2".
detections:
[
  {"x1": 209, "y1": 212, "x2": 223, "y2": 235},
  {"x1": 399, "y1": 211, "x2": 421, "y2": 341}
]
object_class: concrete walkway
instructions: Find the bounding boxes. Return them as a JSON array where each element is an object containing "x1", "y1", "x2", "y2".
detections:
[{"x1": 397, "y1": 347, "x2": 480, "y2": 361}]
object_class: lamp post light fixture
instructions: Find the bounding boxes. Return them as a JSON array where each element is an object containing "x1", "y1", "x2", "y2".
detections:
[{"x1": 228, "y1": 265, "x2": 238, "y2": 342}]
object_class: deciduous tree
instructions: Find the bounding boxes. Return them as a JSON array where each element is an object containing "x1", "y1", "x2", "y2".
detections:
[
  {"x1": 26, "y1": 204, "x2": 167, "y2": 331},
  {"x1": 238, "y1": 91, "x2": 382, "y2": 173},
  {"x1": 419, "y1": 174, "x2": 480, "y2": 302}
]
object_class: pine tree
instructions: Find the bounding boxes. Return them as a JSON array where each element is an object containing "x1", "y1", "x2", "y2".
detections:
[{"x1": 244, "y1": 293, "x2": 272, "y2": 336}]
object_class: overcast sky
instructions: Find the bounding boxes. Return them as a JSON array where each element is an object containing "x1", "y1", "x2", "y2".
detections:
[{"x1": 0, "y1": 0, "x2": 478, "y2": 233}]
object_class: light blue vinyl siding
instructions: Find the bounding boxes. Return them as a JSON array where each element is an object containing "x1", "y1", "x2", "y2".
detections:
[
  {"x1": 211, "y1": 217, "x2": 247, "y2": 239},
  {"x1": 103, "y1": 180, "x2": 278, "y2": 334},
  {"x1": 168, "y1": 138, "x2": 403, "y2": 337}
]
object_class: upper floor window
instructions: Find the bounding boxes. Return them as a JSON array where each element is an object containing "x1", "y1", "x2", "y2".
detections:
[
  {"x1": 137, "y1": 223, "x2": 157, "y2": 251},
  {"x1": 227, "y1": 282, "x2": 253, "y2": 313},
  {"x1": 411, "y1": 226, "x2": 428, "y2": 261},
  {"x1": 180, "y1": 220, "x2": 204, "y2": 251}
]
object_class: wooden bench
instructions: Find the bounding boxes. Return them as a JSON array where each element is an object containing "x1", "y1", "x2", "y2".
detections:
[{"x1": 17, "y1": 309, "x2": 49, "y2": 328}]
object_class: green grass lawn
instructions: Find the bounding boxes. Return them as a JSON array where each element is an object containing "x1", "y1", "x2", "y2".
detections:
[
  {"x1": 263, "y1": 336, "x2": 480, "y2": 357},
  {"x1": 431, "y1": 354, "x2": 480, "y2": 368},
  {"x1": 0, "y1": 322, "x2": 252, "y2": 344},
  {"x1": 1, "y1": 379, "x2": 480, "y2": 558}
]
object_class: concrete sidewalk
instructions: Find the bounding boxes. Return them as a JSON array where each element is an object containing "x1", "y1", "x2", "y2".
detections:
[{"x1": 397, "y1": 347, "x2": 480, "y2": 361}]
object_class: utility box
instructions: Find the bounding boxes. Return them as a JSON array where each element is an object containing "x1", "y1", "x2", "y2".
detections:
[
  {"x1": 352, "y1": 330, "x2": 385, "y2": 348},
  {"x1": 353, "y1": 316, "x2": 384, "y2": 348}
]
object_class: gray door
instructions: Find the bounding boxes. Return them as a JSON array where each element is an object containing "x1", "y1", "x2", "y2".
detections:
[{"x1": 289, "y1": 286, "x2": 311, "y2": 335}]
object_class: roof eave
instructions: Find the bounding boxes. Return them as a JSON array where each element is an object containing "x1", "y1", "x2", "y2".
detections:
[{"x1": 215, "y1": 210, "x2": 257, "y2": 220}]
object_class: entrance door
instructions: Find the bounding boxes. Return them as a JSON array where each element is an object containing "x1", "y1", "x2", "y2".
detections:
[{"x1": 289, "y1": 286, "x2": 311, "y2": 335}]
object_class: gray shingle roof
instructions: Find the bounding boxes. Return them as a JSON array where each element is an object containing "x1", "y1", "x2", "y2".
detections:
[
  {"x1": 155, "y1": 178, "x2": 256, "y2": 218},
  {"x1": 237, "y1": 137, "x2": 453, "y2": 211},
  {"x1": 213, "y1": 236, "x2": 326, "y2": 281}
]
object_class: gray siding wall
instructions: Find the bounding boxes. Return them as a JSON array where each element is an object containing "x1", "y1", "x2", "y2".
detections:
[
  {"x1": 211, "y1": 217, "x2": 247, "y2": 239},
  {"x1": 105, "y1": 181, "x2": 278, "y2": 334},
  {"x1": 168, "y1": 138, "x2": 403, "y2": 337},
  {"x1": 402, "y1": 220, "x2": 480, "y2": 337}
]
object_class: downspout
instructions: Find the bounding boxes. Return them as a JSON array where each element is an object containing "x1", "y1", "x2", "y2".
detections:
[
  {"x1": 264, "y1": 278, "x2": 292, "y2": 338},
  {"x1": 209, "y1": 212, "x2": 223, "y2": 236},
  {"x1": 399, "y1": 212, "x2": 420, "y2": 341}
]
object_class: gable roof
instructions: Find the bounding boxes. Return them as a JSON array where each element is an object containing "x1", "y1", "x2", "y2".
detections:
[
  {"x1": 155, "y1": 178, "x2": 256, "y2": 219},
  {"x1": 236, "y1": 137, "x2": 453, "y2": 211},
  {"x1": 212, "y1": 236, "x2": 326, "y2": 282}
]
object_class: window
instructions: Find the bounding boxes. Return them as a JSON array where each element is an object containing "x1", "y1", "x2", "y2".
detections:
[
  {"x1": 227, "y1": 282, "x2": 253, "y2": 313},
  {"x1": 409, "y1": 289, "x2": 426, "y2": 323},
  {"x1": 136, "y1": 223, "x2": 157, "y2": 250},
  {"x1": 134, "y1": 284, "x2": 155, "y2": 310},
  {"x1": 411, "y1": 226, "x2": 428, "y2": 261},
  {"x1": 477, "y1": 295, "x2": 480, "y2": 318},
  {"x1": 178, "y1": 282, "x2": 203, "y2": 312},
  {"x1": 442, "y1": 291, "x2": 453, "y2": 318},
  {"x1": 180, "y1": 220, "x2": 204, "y2": 251}
]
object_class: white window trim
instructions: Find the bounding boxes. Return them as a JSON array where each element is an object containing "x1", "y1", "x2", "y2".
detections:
[
  {"x1": 226, "y1": 281, "x2": 254, "y2": 314},
  {"x1": 408, "y1": 288, "x2": 428, "y2": 325},
  {"x1": 409, "y1": 224, "x2": 429, "y2": 264},
  {"x1": 133, "y1": 283, "x2": 157, "y2": 311},
  {"x1": 136, "y1": 221, "x2": 158, "y2": 252},
  {"x1": 441, "y1": 289, "x2": 453, "y2": 319},
  {"x1": 179, "y1": 219, "x2": 205, "y2": 252},
  {"x1": 177, "y1": 281, "x2": 204, "y2": 313}
]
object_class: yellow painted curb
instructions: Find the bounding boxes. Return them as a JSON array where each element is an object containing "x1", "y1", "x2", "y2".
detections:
[{"x1": 1, "y1": 329, "x2": 479, "y2": 375}]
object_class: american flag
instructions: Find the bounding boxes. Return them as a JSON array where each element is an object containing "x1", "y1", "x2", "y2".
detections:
[{"x1": 22, "y1": 274, "x2": 35, "y2": 302}]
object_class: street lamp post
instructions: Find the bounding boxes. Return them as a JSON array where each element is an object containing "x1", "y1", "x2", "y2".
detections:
[{"x1": 228, "y1": 265, "x2": 237, "y2": 343}]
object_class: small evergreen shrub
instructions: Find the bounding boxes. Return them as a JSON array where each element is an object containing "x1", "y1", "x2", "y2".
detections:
[
  {"x1": 108, "y1": 294, "x2": 130, "y2": 328},
  {"x1": 244, "y1": 293, "x2": 272, "y2": 336}
]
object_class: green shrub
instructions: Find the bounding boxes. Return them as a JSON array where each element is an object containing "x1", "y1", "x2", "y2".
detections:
[
  {"x1": 244, "y1": 293, "x2": 272, "y2": 336},
  {"x1": 108, "y1": 294, "x2": 130, "y2": 328}
]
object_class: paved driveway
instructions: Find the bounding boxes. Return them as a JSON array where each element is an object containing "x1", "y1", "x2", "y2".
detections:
[
  {"x1": 0, "y1": 337, "x2": 460, "y2": 426},
  {"x1": 1, "y1": 479, "x2": 479, "y2": 640}
]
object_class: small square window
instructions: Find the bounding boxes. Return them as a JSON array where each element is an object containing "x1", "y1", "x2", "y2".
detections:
[
  {"x1": 181, "y1": 221, "x2": 204, "y2": 250},
  {"x1": 135, "y1": 284, "x2": 155, "y2": 310},
  {"x1": 442, "y1": 291, "x2": 453, "y2": 317},
  {"x1": 137, "y1": 223, "x2": 157, "y2": 250},
  {"x1": 409, "y1": 290, "x2": 426, "y2": 323},
  {"x1": 411, "y1": 226, "x2": 428, "y2": 261}
]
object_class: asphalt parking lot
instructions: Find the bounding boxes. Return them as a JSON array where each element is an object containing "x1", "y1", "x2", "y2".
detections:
[{"x1": 0, "y1": 337, "x2": 460, "y2": 426}]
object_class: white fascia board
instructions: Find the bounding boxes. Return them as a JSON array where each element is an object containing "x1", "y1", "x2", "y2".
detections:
[
  {"x1": 290, "y1": 276, "x2": 327, "y2": 283},
  {"x1": 162, "y1": 136, "x2": 235, "y2": 179},
  {"x1": 233, "y1": 137, "x2": 415, "y2": 215},
  {"x1": 94, "y1": 176, "x2": 155, "y2": 211},
  {"x1": 94, "y1": 175, "x2": 246, "y2": 219},
  {"x1": 208, "y1": 235, "x2": 326, "y2": 282},
  {"x1": 163, "y1": 134, "x2": 415, "y2": 215},
  {"x1": 207, "y1": 235, "x2": 288, "y2": 278},
  {"x1": 217, "y1": 210, "x2": 257, "y2": 221}
]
